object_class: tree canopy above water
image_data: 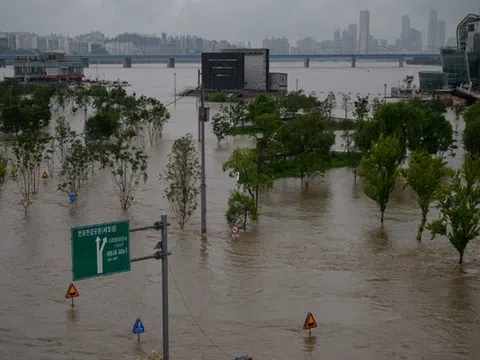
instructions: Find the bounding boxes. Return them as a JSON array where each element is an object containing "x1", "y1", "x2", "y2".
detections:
[{"x1": 355, "y1": 99, "x2": 454, "y2": 157}]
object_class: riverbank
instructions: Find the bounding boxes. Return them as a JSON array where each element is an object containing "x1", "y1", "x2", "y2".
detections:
[{"x1": 227, "y1": 118, "x2": 356, "y2": 136}]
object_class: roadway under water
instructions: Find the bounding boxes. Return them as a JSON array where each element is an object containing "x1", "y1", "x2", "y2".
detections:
[{"x1": 1, "y1": 63, "x2": 480, "y2": 360}]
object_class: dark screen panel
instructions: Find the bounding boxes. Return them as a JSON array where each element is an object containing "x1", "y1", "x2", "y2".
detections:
[{"x1": 201, "y1": 53, "x2": 245, "y2": 90}]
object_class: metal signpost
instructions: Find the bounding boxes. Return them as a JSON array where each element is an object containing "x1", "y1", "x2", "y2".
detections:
[
  {"x1": 65, "y1": 283, "x2": 79, "y2": 307},
  {"x1": 132, "y1": 317, "x2": 145, "y2": 341},
  {"x1": 71, "y1": 220, "x2": 131, "y2": 281},
  {"x1": 303, "y1": 312, "x2": 318, "y2": 337},
  {"x1": 70, "y1": 215, "x2": 171, "y2": 360}
]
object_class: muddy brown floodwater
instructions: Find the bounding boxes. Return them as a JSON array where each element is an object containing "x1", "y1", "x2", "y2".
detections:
[{"x1": 1, "y1": 63, "x2": 480, "y2": 360}]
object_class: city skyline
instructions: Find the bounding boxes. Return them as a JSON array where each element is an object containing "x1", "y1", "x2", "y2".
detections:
[{"x1": 1, "y1": 1, "x2": 478, "y2": 44}]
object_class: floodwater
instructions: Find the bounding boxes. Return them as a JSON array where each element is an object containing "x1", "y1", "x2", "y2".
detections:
[{"x1": 1, "y1": 62, "x2": 480, "y2": 360}]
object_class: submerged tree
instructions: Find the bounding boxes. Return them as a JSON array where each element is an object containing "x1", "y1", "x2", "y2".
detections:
[
  {"x1": 225, "y1": 189, "x2": 257, "y2": 230},
  {"x1": 212, "y1": 112, "x2": 232, "y2": 144},
  {"x1": 220, "y1": 101, "x2": 248, "y2": 128},
  {"x1": 323, "y1": 91, "x2": 336, "y2": 120},
  {"x1": 53, "y1": 116, "x2": 76, "y2": 167},
  {"x1": 160, "y1": 134, "x2": 201, "y2": 230},
  {"x1": 341, "y1": 130, "x2": 355, "y2": 154},
  {"x1": 106, "y1": 132, "x2": 148, "y2": 211},
  {"x1": 427, "y1": 163, "x2": 480, "y2": 264},
  {"x1": 353, "y1": 95, "x2": 369, "y2": 121},
  {"x1": 279, "y1": 114, "x2": 335, "y2": 189},
  {"x1": 400, "y1": 151, "x2": 450, "y2": 241},
  {"x1": 57, "y1": 139, "x2": 91, "y2": 197},
  {"x1": 86, "y1": 110, "x2": 121, "y2": 142},
  {"x1": 354, "y1": 99, "x2": 454, "y2": 157},
  {"x1": 358, "y1": 136, "x2": 403, "y2": 223},
  {"x1": 341, "y1": 93, "x2": 352, "y2": 119},
  {"x1": 11, "y1": 132, "x2": 49, "y2": 202},
  {"x1": 223, "y1": 147, "x2": 273, "y2": 214},
  {"x1": 139, "y1": 96, "x2": 170, "y2": 145}
]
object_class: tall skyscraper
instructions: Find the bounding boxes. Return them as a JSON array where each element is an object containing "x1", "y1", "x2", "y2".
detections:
[
  {"x1": 359, "y1": 10, "x2": 370, "y2": 54},
  {"x1": 428, "y1": 9, "x2": 438, "y2": 52},
  {"x1": 401, "y1": 15, "x2": 411, "y2": 49},
  {"x1": 437, "y1": 20, "x2": 446, "y2": 49}
]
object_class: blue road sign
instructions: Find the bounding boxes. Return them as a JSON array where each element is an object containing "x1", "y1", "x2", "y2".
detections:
[
  {"x1": 69, "y1": 193, "x2": 77, "y2": 203},
  {"x1": 132, "y1": 318, "x2": 145, "y2": 334},
  {"x1": 86, "y1": 135, "x2": 93, "y2": 146}
]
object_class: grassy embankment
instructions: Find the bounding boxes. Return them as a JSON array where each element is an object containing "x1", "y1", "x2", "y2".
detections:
[
  {"x1": 227, "y1": 118, "x2": 356, "y2": 136},
  {"x1": 268, "y1": 152, "x2": 362, "y2": 180}
]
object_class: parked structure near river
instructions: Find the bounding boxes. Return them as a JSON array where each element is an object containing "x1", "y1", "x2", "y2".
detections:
[
  {"x1": 201, "y1": 48, "x2": 288, "y2": 94},
  {"x1": 419, "y1": 13, "x2": 480, "y2": 92},
  {"x1": 11, "y1": 52, "x2": 84, "y2": 84}
]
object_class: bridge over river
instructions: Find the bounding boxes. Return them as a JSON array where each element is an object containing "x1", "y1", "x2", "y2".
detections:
[{"x1": 0, "y1": 52, "x2": 440, "y2": 69}]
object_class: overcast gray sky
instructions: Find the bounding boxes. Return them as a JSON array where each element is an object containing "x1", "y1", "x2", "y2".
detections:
[{"x1": 1, "y1": 0, "x2": 479, "y2": 44}]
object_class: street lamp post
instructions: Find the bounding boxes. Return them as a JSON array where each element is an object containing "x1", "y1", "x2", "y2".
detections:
[
  {"x1": 198, "y1": 81, "x2": 209, "y2": 234},
  {"x1": 173, "y1": 72, "x2": 176, "y2": 107}
]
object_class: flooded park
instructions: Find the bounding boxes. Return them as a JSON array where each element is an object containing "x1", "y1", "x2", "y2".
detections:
[{"x1": 1, "y1": 62, "x2": 480, "y2": 360}]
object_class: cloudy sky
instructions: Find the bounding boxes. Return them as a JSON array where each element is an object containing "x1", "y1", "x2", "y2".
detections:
[{"x1": 1, "y1": 0, "x2": 479, "y2": 44}]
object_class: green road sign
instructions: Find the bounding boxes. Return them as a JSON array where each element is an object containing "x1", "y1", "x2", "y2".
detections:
[{"x1": 71, "y1": 220, "x2": 130, "y2": 281}]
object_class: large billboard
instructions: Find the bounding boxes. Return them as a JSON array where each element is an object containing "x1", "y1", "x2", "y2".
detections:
[{"x1": 201, "y1": 52, "x2": 245, "y2": 90}]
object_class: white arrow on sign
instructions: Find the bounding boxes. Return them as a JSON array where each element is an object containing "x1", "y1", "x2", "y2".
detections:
[{"x1": 96, "y1": 236, "x2": 107, "y2": 274}]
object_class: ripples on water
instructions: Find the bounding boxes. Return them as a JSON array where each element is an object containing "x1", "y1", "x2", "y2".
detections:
[{"x1": 1, "y1": 63, "x2": 480, "y2": 360}]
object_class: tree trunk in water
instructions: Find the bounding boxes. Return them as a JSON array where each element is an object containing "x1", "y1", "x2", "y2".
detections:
[
  {"x1": 243, "y1": 210, "x2": 247, "y2": 230},
  {"x1": 459, "y1": 250, "x2": 464, "y2": 264},
  {"x1": 255, "y1": 185, "x2": 259, "y2": 213},
  {"x1": 417, "y1": 213, "x2": 427, "y2": 241},
  {"x1": 380, "y1": 210, "x2": 384, "y2": 224}
]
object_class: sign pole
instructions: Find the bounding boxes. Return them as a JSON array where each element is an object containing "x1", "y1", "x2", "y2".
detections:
[{"x1": 161, "y1": 214, "x2": 169, "y2": 360}]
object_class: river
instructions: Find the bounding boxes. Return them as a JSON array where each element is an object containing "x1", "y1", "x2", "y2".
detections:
[{"x1": 1, "y1": 62, "x2": 480, "y2": 360}]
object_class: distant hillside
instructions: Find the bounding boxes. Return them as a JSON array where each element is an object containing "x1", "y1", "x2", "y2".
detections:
[{"x1": 111, "y1": 33, "x2": 160, "y2": 46}]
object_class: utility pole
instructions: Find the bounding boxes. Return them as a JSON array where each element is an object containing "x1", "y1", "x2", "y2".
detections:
[
  {"x1": 197, "y1": 69, "x2": 201, "y2": 141},
  {"x1": 160, "y1": 214, "x2": 169, "y2": 360},
  {"x1": 174, "y1": 72, "x2": 177, "y2": 107},
  {"x1": 130, "y1": 216, "x2": 170, "y2": 360},
  {"x1": 197, "y1": 69, "x2": 200, "y2": 110},
  {"x1": 198, "y1": 79, "x2": 209, "y2": 234}
]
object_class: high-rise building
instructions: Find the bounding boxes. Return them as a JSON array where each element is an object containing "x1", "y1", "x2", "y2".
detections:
[
  {"x1": 261, "y1": 37, "x2": 290, "y2": 55},
  {"x1": 296, "y1": 37, "x2": 315, "y2": 54},
  {"x1": 359, "y1": 10, "x2": 370, "y2": 54},
  {"x1": 409, "y1": 28, "x2": 423, "y2": 52},
  {"x1": 428, "y1": 9, "x2": 438, "y2": 52},
  {"x1": 348, "y1": 24, "x2": 358, "y2": 52},
  {"x1": 437, "y1": 20, "x2": 446, "y2": 49},
  {"x1": 333, "y1": 29, "x2": 341, "y2": 53},
  {"x1": 401, "y1": 15, "x2": 411, "y2": 50}
]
